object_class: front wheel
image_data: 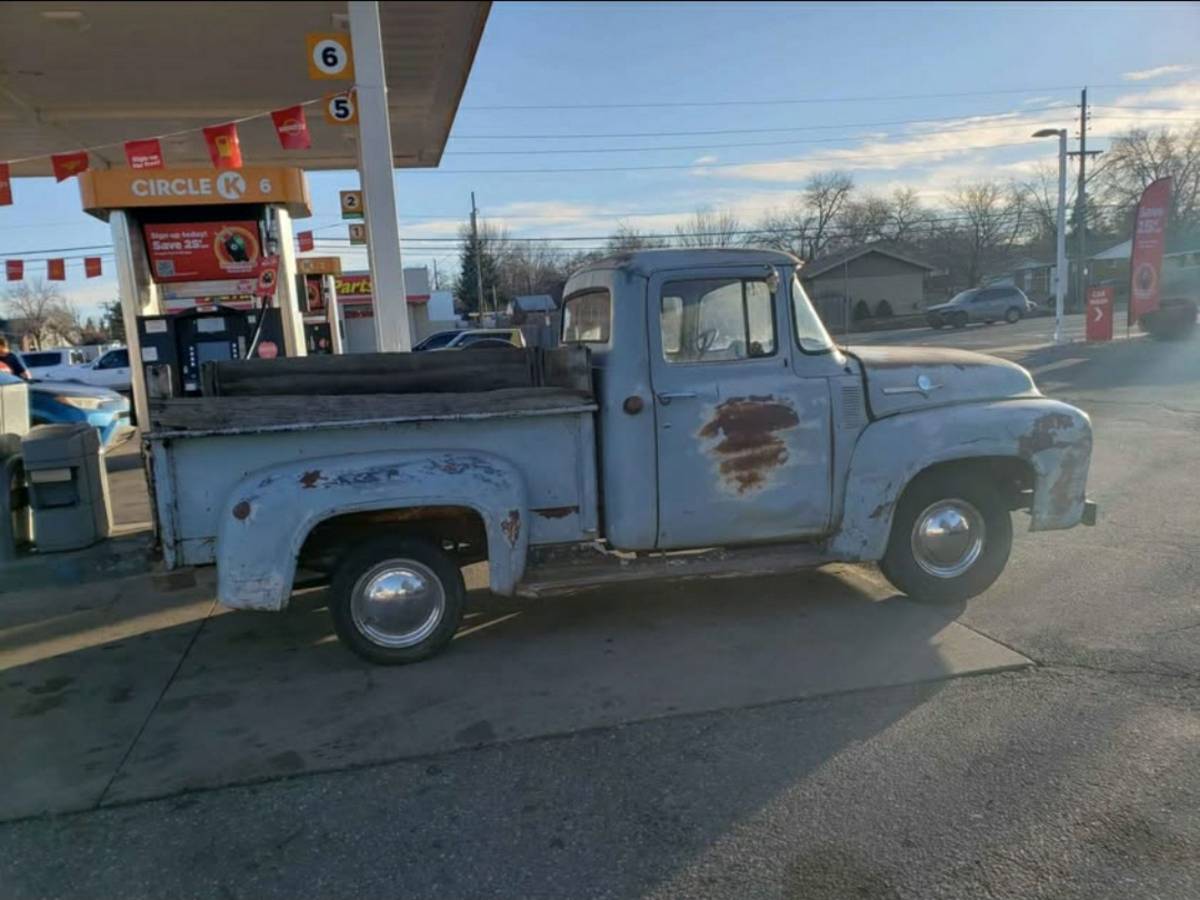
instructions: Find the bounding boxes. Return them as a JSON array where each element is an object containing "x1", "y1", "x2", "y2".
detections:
[
  {"x1": 952, "y1": 312, "x2": 968, "y2": 329},
  {"x1": 880, "y1": 468, "x2": 1013, "y2": 604},
  {"x1": 329, "y1": 536, "x2": 466, "y2": 664},
  {"x1": 1005, "y1": 307, "x2": 1021, "y2": 324}
]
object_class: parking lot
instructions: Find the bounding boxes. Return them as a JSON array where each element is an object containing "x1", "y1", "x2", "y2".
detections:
[{"x1": 4, "y1": 327, "x2": 1200, "y2": 898}]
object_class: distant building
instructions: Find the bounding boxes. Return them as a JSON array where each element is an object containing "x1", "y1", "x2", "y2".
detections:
[{"x1": 801, "y1": 244, "x2": 935, "y2": 328}]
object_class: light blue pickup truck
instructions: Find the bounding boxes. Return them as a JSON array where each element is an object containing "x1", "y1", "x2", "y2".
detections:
[{"x1": 146, "y1": 249, "x2": 1096, "y2": 664}]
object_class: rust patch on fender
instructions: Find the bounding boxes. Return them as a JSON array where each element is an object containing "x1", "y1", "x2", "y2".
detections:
[
  {"x1": 299, "y1": 470, "x2": 322, "y2": 489},
  {"x1": 698, "y1": 396, "x2": 799, "y2": 493},
  {"x1": 1018, "y1": 412, "x2": 1076, "y2": 457},
  {"x1": 232, "y1": 500, "x2": 252, "y2": 520},
  {"x1": 500, "y1": 509, "x2": 521, "y2": 546},
  {"x1": 532, "y1": 506, "x2": 577, "y2": 519}
]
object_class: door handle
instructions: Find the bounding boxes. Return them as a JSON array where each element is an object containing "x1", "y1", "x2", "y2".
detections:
[{"x1": 657, "y1": 391, "x2": 697, "y2": 405}]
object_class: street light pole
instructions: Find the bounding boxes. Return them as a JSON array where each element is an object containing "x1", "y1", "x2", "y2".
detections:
[{"x1": 1034, "y1": 128, "x2": 1068, "y2": 344}]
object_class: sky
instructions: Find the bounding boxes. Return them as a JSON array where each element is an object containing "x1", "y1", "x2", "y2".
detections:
[{"x1": 2, "y1": 0, "x2": 1198, "y2": 322}]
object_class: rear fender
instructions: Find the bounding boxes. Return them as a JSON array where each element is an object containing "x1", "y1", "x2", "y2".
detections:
[
  {"x1": 831, "y1": 399, "x2": 1092, "y2": 560},
  {"x1": 216, "y1": 450, "x2": 528, "y2": 611}
]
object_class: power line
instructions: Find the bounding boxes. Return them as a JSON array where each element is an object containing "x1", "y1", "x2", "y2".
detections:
[
  {"x1": 447, "y1": 106, "x2": 1075, "y2": 140},
  {"x1": 458, "y1": 83, "x2": 1137, "y2": 111}
]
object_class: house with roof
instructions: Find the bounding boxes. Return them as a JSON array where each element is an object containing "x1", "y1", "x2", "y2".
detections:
[{"x1": 800, "y1": 243, "x2": 936, "y2": 327}]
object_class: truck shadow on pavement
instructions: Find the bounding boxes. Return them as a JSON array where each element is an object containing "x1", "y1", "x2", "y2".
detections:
[{"x1": 1, "y1": 562, "x2": 1023, "y2": 827}]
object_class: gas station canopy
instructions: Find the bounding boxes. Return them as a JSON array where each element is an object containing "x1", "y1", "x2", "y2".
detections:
[{"x1": 0, "y1": 1, "x2": 490, "y2": 177}]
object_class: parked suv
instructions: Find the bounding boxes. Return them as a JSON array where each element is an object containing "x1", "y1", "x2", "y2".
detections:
[{"x1": 926, "y1": 286, "x2": 1030, "y2": 329}]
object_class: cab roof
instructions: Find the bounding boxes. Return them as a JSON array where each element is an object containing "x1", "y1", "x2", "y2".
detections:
[{"x1": 574, "y1": 247, "x2": 802, "y2": 278}]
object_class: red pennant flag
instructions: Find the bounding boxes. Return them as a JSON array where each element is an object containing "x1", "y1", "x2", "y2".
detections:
[
  {"x1": 85, "y1": 257, "x2": 103, "y2": 278},
  {"x1": 51, "y1": 150, "x2": 89, "y2": 182},
  {"x1": 47, "y1": 258, "x2": 66, "y2": 281},
  {"x1": 125, "y1": 138, "x2": 164, "y2": 170},
  {"x1": 0, "y1": 163, "x2": 11, "y2": 206},
  {"x1": 271, "y1": 105, "x2": 312, "y2": 150},
  {"x1": 297, "y1": 230, "x2": 315, "y2": 252},
  {"x1": 202, "y1": 122, "x2": 243, "y2": 169},
  {"x1": 5, "y1": 260, "x2": 23, "y2": 281}
]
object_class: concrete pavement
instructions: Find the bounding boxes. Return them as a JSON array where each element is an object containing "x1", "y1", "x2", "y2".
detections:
[{"x1": 3, "y1": 329, "x2": 1199, "y2": 898}]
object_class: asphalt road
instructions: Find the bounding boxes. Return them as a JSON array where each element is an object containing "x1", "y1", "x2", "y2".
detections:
[{"x1": 4, "y1": 328, "x2": 1200, "y2": 899}]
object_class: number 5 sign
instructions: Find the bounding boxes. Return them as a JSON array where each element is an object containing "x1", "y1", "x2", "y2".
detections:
[
  {"x1": 324, "y1": 90, "x2": 358, "y2": 126},
  {"x1": 306, "y1": 33, "x2": 354, "y2": 80}
]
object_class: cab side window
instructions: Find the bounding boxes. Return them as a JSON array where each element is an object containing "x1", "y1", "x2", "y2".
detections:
[{"x1": 660, "y1": 278, "x2": 775, "y2": 364}]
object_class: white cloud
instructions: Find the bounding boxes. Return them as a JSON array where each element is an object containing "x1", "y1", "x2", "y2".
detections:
[
  {"x1": 1123, "y1": 64, "x2": 1195, "y2": 82},
  {"x1": 693, "y1": 155, "x2": 719, "y2": 166}
]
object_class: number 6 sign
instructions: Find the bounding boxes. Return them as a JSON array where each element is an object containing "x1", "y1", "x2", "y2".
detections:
[{"x1": 306, "y1": 33, "x2": 354, "y2": 80}]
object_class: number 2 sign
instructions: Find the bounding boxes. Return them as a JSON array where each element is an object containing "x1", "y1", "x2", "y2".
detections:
[{"x1": 306, "y1": 33, "x2": 354, "y2": 80}]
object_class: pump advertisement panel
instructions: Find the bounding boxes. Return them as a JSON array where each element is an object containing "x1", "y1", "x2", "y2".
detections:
[{"x1": 143, "y1": 221, "x2": 262, "y2": 283}]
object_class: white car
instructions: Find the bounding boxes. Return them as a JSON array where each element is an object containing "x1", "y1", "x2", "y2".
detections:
[
  {"x1": 70, "y1": 346, "x2": 132, "y2": 392},
  {"x1": 18, "y1": 347, "x2": 90, "y2": 381}
]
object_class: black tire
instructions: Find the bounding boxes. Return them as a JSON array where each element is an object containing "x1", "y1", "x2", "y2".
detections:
[
  {"x1": 930, "y1": 319, "x2": 945, "y2": 330},
  {"x1": 1005, "y1": 307, "x2": 1021, "y2": 324},
  {"x1": 952, "y1": 312, "x2": 968, "y2": 329},
  {"x1": 329, "y1": 535, "x2": 466, "y2": 665},
  {"x1": 879, "y1": 467, "x2": 1013, "y2": 604}
]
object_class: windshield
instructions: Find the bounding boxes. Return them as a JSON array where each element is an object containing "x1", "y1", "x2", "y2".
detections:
[
  {"x1": 947, "y1": 289, "x2": 979, "y2": 306},
  {"x1": 791, "y1": 274, "x2": 835, "y2": 353}
]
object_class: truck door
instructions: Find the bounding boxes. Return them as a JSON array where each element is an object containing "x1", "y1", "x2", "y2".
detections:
[{"x1": 647, "y1": 268, "x2": 833, "y2": 549}]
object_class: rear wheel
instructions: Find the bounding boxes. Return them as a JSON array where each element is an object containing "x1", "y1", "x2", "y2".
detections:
[
  {"x1": 329, "y1": 536, "x2": 465, "y2": 665},
  {"x1": 880, "y1": 468, "x2": 1013, "y2": 604},
  {"x1": 1005, "y1": 307, "x2": 1021, "y2": 324}
]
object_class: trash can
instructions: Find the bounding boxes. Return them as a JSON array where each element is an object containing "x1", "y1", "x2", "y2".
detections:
[{"x1": 20, "y1": 423, "x2": 112, "y2": 552}]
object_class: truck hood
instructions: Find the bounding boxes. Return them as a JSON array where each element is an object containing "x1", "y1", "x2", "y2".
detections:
[{"x1": 847, "y1": 346, "x2": 1039, "y2": 418}]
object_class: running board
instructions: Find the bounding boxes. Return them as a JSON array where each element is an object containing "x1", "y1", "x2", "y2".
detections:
[{"x1": 516, "y1": 542, "x2": 833, "y2": 598}]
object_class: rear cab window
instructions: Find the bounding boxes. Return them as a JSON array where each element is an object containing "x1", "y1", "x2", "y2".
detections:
[
  {"x1": 22, "y1": 352, "x2": 59, "y2": 368},
  {"x1": 562, "y1": 290, "x2": 611, "y2": 344}
]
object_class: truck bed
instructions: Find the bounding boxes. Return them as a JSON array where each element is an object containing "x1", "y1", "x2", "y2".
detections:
[{"x1": 148, "y1": 387, "x2": 595, "y2": 437}]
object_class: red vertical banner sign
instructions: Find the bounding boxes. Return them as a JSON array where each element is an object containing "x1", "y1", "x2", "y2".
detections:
[
  {"x1": 1086, "y1": 286, "x2": 1114, "y2": 342},
  {"x1": 202, "y1": 122, "x2": 243, "y2": 169},
  {"x1": 5, "y1": 260, "x2": 23, "y2": 281},
  {"x1": 1128, "y1": 176, "x2": 1173, "y2": 325},
  {"x1": 297, "y1": 230, "x2": 314, "y2": 252},
  {"x1": 51, "y1": 151, "x2": 89, "y2": 181},
  {"x1": 124, "y1": 138, "x2": 165, "y2": 169},
  {"x1": 84, "y1": 257, "x2": 103, "y2": 278},
  {"x1": 271, "y1": 105, "x2": 312, "y2": 150},
  {"x1": 46, "y1": 258, "x2": 66, "y2": 281},
  {"x1": 0, "y1": 163, "x2": 12, "y2": 206}
]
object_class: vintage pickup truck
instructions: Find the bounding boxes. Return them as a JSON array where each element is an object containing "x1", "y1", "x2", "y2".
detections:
[{"x1": 146, "y1": 249, "x2": 1096, "y2": 664}]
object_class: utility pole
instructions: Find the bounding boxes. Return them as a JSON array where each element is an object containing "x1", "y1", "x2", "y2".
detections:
[
  {"x1": 1067, "y1": 87, "x2": 1102, "y2": 312},
  {"x1": 470, "y1": 191, "x2": 485, "y2": 321}
]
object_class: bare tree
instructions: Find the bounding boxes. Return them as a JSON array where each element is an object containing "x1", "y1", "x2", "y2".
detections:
[
  {"x1": 804, "y1": 171, "x2": 855, "y2": 258},
  {"x1": 1096, "y1": 125, "x2": 1200, "y2": 232},
  {"x1": 606, "y1": 222, "x2": 668, "y2": 253},
  {"x1": 948, "y1": 180, "x2": 1031, "y2": 286},
  {"x1": 836, "y1": 192, "x2": 892, "y2": 246},
  {"x1": 3, "y1": 280, "x2": 79, "y2": 347},
  {"x1": 886, "y1": 187, "x2": 927, "y2": 245},
  {"x1": 673, "y1": 208, "x2": 742, "y2": 248}
]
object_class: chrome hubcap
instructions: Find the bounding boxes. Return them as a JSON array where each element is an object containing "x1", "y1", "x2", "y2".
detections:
[
  {"x1": 911, "y1": 499, "x2": 986, "y2": 579},
  {"x1": 351, "y1": 559, "x2": 445, "y2": 648}
]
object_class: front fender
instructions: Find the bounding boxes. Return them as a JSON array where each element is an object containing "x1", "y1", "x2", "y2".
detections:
[
  {"x1": 830, "y1": 399, "x2": 1092, "y2": 561},
  {"x1": 216, "y1": 450, "x2": 529, "y2": 611}
]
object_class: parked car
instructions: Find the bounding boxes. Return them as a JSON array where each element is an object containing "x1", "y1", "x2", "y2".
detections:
[
  {"x1": 68, "y1": 346, "x2": 132, "y2": 392},
  {"x1": 926, "y1": 286, "x2": 1031, "y2": 329},
  {"x1": 412, "y1": 329, "x2": 466, "y2": 351},
  {"x1": 433, "y1": 328, "x2": 526, "y2": 350},
  {"x1": 18, "y1": 347, "x2": 90, "y2": 381},
  {"x1": 146, "y1": 248, "x2": 1097, "y2": 665},
  {"x1": 0, "y1": 371, "x2": 133, "y2": 449}
]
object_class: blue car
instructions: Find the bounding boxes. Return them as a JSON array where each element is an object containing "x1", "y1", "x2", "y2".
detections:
[{"x1": 0, "y1": 372, "x2": 133, "y2": 449}]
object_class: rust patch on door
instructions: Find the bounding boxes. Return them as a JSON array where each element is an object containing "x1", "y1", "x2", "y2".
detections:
[
  {"x1": 698, "y1": 396, "x2": 800, "y2": 493},
  {"x1": 500, "y1": 509, "x2": 521, "y2": 546}
]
